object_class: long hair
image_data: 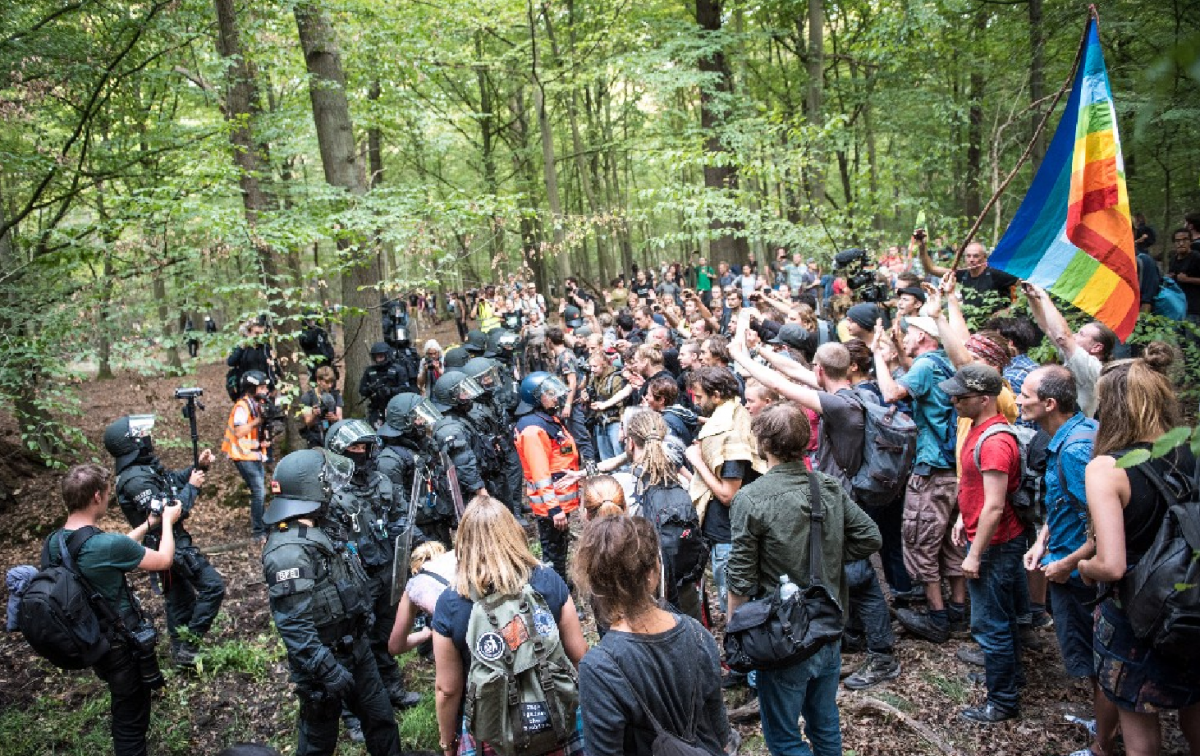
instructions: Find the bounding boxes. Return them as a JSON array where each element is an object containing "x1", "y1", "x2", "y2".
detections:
[
  {"x1": 582, "y1": 475, "x2": 627, "y2": 519},
  {"x1": 625, "y1": 410, "x2": 678, "y2": 488},
  {"x1": 454, "y1": 497, "x2": 540, "y2": 598},
  {"x1": 571, "y1": 516, "x2": 661, "y2": 624},
  {"x1": 1093, "y1": 342, "x2": 1180, "y2": 458}
]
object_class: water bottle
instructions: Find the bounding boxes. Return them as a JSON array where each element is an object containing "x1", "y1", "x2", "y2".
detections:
[{"x1": 778, "y1": 573, "x2": 798, "y2": 602}]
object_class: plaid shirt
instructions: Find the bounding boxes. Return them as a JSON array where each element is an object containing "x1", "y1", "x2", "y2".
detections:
[{"x1": 1003, "y1": 353, "x2": 1039, "y2": 397}]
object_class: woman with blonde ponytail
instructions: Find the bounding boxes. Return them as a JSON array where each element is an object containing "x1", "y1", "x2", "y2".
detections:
[{"x1": 581, "y1": 475, "x2": 629, "y2": 520}]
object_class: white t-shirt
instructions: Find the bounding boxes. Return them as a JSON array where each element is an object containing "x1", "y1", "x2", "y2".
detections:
[
  {"x1": 406, "y1": 550, "x2": 457, "y2": 616},
  {"x1": 1063, "y1": 347, "x2": 1102, "y2": 418}
]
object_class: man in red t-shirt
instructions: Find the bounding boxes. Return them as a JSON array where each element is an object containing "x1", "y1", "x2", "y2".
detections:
[{"x1": 940, "y1": 364, "x2": 1025, "y2": 725}]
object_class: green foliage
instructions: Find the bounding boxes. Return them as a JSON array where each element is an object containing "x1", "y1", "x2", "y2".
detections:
[{"x1": 196, "y1": 634, "x2": 286, "y2": 681}]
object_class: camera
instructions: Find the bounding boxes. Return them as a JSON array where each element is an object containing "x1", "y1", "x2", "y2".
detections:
[
  {"x1": 833, "y1": 248, "x2": 889, "y2": 304},
  {"x1": 174, "y1": 387, "x2": 203, "y2": 399},
  {"x1": 147, "y1": 495, "x2": 171, "y2": 516},
  {"x1": 129, "y1": 623, "x2": 164, "y2": 690}
]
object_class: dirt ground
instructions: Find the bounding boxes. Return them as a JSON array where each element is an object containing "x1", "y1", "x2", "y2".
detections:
[{"x1": 0, "y1": 324, "x2": 1191, "y2": 754}]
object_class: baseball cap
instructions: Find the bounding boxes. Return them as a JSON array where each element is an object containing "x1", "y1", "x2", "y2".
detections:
[
  {"x1": 769, "y1": 324, "x2": 815, "y2": 354},
  {"x1": 903, "y1": 316, "x2": 940, "y2": 340},
  {"x1": 938, "y1": 364, "x2": 1003, "y2": 397},
  {"x1": 897, "y1": 286, "x2": 926, "y2": 303}
]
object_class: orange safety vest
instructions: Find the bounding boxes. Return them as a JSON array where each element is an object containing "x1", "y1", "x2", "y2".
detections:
[
  {"x1": 222, "y1": 396, "x2": 264, "y2": 462},
  {"x1": 514, "y1": 411, "x2": 580, "y2": 518}
]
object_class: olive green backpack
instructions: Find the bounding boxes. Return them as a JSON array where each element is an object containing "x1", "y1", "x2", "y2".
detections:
[{"x1": 463, "y1": 583, "x2": 579, "y2": 756}]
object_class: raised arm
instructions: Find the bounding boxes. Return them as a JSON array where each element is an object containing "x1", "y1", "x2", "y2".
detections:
[{"x1": 1023, "y1": 282, "x2": 1077, "y2": 358}]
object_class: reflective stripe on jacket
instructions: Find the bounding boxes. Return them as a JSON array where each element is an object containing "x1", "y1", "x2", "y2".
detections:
[
  {"x1": 222, "y1": 396, "x2": 263, "y2": 462},
  {"x1": 514, "y1": 411, "x2": 579, "y2": 518}
]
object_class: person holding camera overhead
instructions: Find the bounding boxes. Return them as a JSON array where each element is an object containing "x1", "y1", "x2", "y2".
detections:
[
  {"x1": 44, "y1": 463, "x2": 184, "y2": 756},
  {"x1": 103, "y1": 414, "x2": 225, "y2": 669}
]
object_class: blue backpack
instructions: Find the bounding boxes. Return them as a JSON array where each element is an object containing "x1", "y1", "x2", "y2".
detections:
[{"x1": 1154, "y1": 279, "x2": 1187, "y2": 320}]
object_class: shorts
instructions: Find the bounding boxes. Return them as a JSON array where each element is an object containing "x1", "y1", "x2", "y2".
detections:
[
  {"x1": 1094, "y1": 597, "x2": 1200, "y2": 712},
  {"x1": 901, "y1": 470, "x2": 963, "y2": 583},
  {"x1": 1049, "y1": 578, "x2": 1097, "y2": 679}
]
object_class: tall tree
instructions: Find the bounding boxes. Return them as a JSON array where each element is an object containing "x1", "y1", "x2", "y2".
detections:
[{"x1": 294, "y1": 1, "x2": 380, "y2": 411}]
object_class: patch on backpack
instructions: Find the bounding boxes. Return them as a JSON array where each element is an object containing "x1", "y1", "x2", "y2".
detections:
[
  {"x1": 275, "y1": 568, "x2": 300, "y2": 583},
  {"x1": 476, "y1": 631, "x2": 506, "y2": 661},
  {"x1": 501, "y1": 615, "x2": 529, "y2": 650},
  {"x1": 520, "y1": 702, "x2": 551, "y2": 734},
  {"x1": 531, "y1": 607, "x2": 555, "y2": 638}
]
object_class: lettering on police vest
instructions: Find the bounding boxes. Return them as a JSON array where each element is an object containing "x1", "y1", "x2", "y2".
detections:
[{"x1": 276, "y1": 568, "x2": 300, "y2": 583}]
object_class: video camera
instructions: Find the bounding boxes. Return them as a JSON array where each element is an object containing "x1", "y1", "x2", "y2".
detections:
[
  {"x1": 174, "y1": 388, "x2": 205, "y2": 468},
  {"x1": 834, "y1": 248, "x2": 889, "y2": 304},
  {"x1": 174, "y1": 387, "x2": 203, "y2": 400}
]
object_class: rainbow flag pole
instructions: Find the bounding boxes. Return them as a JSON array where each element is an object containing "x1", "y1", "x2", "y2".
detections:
[{"x1": 989, "y1": 10, "x2": 1139, "y2": 339}]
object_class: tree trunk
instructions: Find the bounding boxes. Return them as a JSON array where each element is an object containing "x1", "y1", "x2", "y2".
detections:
[
  {"x1": 965, "y1": 9, "x2": 988, "y2": 221},
  {"x1": 294, "y1": 1, "x2": 380, "y2": 412},
  {"x1": 154, "y1": 267, "x2": 182, "y2": 371},
  {"x1": 528, "y1": 1, "x2": 568, "y2": 282},
  {"x1": 1028, "y1": 0, "x2": 1046, "y2": 165},
  {"x1": 476, "y1": 32, "x2": 505, "y2": 269},
  {"x1": 804, "y1": 0, "x2": 825, "y2": 206},
  {"x1": 696, "y1": 0, "x2": 749, "y2": 266}
]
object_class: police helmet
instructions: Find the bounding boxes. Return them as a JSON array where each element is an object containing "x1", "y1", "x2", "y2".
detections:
[
  {"x1": 462, "y1": 357, "x2": 501, "y2": 393},
  {"x1": 390, "y1": 325, "x2": 410, "y2": 346},
  {"x1": 378, "y1": 392, "x2": 444, "y2": 439},
  {"x1": 484, "y1": 329, "x2": 520, "y2": 358},
  {"x1": 240, "y1": 370, "x2": 269, "y2": 395},
  {"x1": 443, "y1": 346, "x2": 470, "y2": 369},
  {"x1": 464, "y1": 330, "x2": 488, "y2": 355},
  {"x1": 430, "y1": 371, "x2": 484, "y2": 412},
  {"x1": 264, "y1": 449, "x2": 354, "y2": 525},
  {"x1": 324, "y1": 418, "x2": 378, "y2": 456},
  {"x1": 519, "y1": 371, "x2": 569, "y2": 410},
  {"x1": 369, "y1": 341, "x2": 392, "y2": 361},
  {"x1": 103, "y1": 414, "x2": 156, "y2": 470}
]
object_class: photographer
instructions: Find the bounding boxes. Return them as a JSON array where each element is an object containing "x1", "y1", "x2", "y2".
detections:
[
  {"x1": 297, "y1": 366, "x2": 343, "y2": 448},
  {"x1": 48, "y1": 463, "x2": 182, "y2": 756},
  {"x1": 104, "y1": 415, "x2": 226, "y2": 668},
  {"x1": 834, "y1": 248, "x2": 891, "y2": 307}
]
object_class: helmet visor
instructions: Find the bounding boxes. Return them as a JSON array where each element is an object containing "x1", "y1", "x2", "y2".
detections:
[
  {"x1": 537, "y1": 376, "x2": 570, "y2": 404},
  {"x1": 473, "y1": 364, "x2": 500, "y2": 390},
  {"x1": 321, "y1": 449, "x2": 355, "y2": 493},
  {"x1": 410, "y1": 399, "x2": 444, "y2": 429},
  {"x1": 454, "y1": 376, "x2": 485, "y2": 403},
  {"x1": 498, "y1": 332, "x2": 519, "y2": 350},
  {"x1": 327, "y1": 419, "x2": 377, "y2": 453},
  {"x1": 127, "y1": 414, "x2": 156, "y2": 438}
]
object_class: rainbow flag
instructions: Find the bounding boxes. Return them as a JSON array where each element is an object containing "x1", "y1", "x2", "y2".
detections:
[{"x1": 989, "y1": 16, "x2": 1138, "y2": 338}]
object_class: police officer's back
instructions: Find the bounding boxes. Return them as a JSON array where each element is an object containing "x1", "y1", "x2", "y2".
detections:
[{"x1": 262, "y1": 450, "x2": 401, "y2": 756}]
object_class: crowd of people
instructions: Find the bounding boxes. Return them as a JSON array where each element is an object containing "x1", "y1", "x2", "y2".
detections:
[{"x1": 14, "y1": 212, "x2": 1200, "y2": 756}]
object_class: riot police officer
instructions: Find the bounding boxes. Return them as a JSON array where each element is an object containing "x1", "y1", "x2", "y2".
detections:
[
  {"x1": 386, "y1": 324, "x2": 420, "y2": 383},
  {"x1": 461, "y1": 359, "x2": 525, "y2": 519},
  {"x1": 463, "y1": 329, "x2": 488, "y2": 357},
  {"x1": 484, "y1": 328, "x2": 522, "y2": 379},
  {"x1": 376, "y1": 393, "x2": 485, "y2": 548},
  {"x1": 381, "y1": 295, "x2": 412, "y2": 347},
  {"x1": 298, "y1": 312, "x2": 338, "y2": 384},
  {"x1": 103, "y1": 414, "x2": 226, "y2": 667},
  {"x1": 360, "y1": 342, "x2": 413, "y2": 426},
  {"x1": 442, "y1": 346, "x2": 470, "y2": 370},
  {"x1": 262, "y1": 449, "x2": 401, "y2": 756},
  {"x1": 322, "y1": 420, "x2": 420, "y2": 712}
]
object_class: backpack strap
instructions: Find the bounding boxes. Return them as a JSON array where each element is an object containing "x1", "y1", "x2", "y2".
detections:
[
  {"x1": 1054, "y1": 427, "x2": 1096, "y2": 512},
  {"x1": 808, "y1": 472, "x2": 826, "y2": 588},
  {"x1": 595, "y1": 640, "x2": 700, "y2": 743},
  {"x1": 52, "y1": 527, "x2": 129, "y2": 633},
  {"x1": 417, "y1": 568, "x2": 450, "y2": 587},
  {"x1": 971, "y1": 424, "x2": 1016, "y2": 472}
]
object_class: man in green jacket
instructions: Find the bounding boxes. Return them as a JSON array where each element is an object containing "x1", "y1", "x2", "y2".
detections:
[{"x1": 727, "y1": 402, "x2": 881, "y2": 756}]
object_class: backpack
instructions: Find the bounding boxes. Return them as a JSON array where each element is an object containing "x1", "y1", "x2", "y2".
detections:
[
  {"x1": 1153, "y1": 278, "x2": 1187, "y2": 320},
  {"x1": 1120, "y1": 456, "x2": 1200, "y2": 659},
  {"x1": 225, "y1": 366, "x2": 240, "y2": 401},
  {"x1": 6, "y1": 565, "x2": 37, "y2": 632},
  {"x1": 640, "y1": 483, "x2": 710, "y2": 586},
  {"x1": 972, "y1": 423, "x2": 1042, "y2": 529},
  {"x1": 18, "y1": 527, "x2": 121, "y2": 670},
  {"x1": 463, "y1": 582, "x2": 579, "y2": 756},
  {"x1": 846, "y1": 388, "x2": 917, "y2": 507}
]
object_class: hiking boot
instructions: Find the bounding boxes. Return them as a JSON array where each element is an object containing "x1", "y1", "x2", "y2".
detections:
[
  {"x1": 960, "y1": 702, "x2": 1018, "y2": 724},
  {"x1": 843, "y1": 653, "x2": 901, "y2": 690},
  {"x1": 171, "y1": 640, "x2": 199, "y2": 668},
  {"x1": 956, "y1": 644, "x2": 986, "y2": 667},
  {"x1": 343, "y1": 715, "x2": 365, "y2": 743},
  {"x1": 896, "y1": 608, "x2": 949, "y2": 644},
  {"x1": 386, "y1": 682, "x2": 421, "y2": 710},
  {"x1": 891, "y1": 588, "x2": 926, "y2": 608},
  {"x1": 1018, "y1": 625, "x2": 1043, "y2": 650}
]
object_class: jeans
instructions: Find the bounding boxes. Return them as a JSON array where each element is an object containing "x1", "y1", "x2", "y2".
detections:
[
  {"x1": 567, "y1": 405, "x2": 596, "y2": 464},
  {"x1": 233, "y1": 459, "x2": 266, "y2": 537},
  {"x1": 711, "y1": 542, "x2": 732, "y2": 614},
  {"x1": 93, "y1": 640, "x2": 151, "y2": 756},
  {"x1": 862, "y1": 499, "x2": 911, "y2": 595},
  {"x1": 844, "y1": 559, "x2": 894, "y2": 653},
  {"x1": 164, "y1": 545, "x2": 226, "y2": 641},
  {"x1": 758, "y1": 642, "x2": 842, "y2": 756},
  {"x1": 592, "y1": 421, "x2": 622, "y2": 462},
  {"x1": 967, "y1": 537, "x2": 1026, "y2": 713}
]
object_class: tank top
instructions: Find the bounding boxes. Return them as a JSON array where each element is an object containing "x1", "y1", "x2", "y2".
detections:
[{"x1": 1117, "y1": 443, "x2": 1196, "y2": 566}]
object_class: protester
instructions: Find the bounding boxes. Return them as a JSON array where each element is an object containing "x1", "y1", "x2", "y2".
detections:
[{"x1": 1025, "y1": 282, "x2": 1116, "y2": 418}]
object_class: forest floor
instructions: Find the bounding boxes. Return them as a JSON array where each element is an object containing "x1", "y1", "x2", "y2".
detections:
[{"x1": 0, "y1": 321, "x2": 1191, "y2": 755}]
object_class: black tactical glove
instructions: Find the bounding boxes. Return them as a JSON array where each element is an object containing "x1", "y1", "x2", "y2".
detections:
[{"x1": 310, "y1": 648, "x2": 354, "y2": 698}]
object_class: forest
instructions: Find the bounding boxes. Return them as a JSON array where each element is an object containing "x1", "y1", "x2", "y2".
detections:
[{"x1": 0, "y1": 0, "x2": 1197, "y2": 460}]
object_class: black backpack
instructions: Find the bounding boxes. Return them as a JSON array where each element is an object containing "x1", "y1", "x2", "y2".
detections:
[
  {"x1": 18, "y1": 527, "x2": 121, "y2": 670},
  {"x1": 640, "y1": 483, "x2": 709, "y2": 586},
  {"x1": 844, "y1": 388, "x2": 917, "y2": 507},
  {"x1": 1120, "y1": 454, "x2": 1200, "y2": 659},
  {"x1": 225, "y1": 366, "x2": 240, "y2": 401}
]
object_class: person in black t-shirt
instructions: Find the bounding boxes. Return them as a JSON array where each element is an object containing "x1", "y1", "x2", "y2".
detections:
[
  {"x1": 1168, "y1": 228, "x2": 1200, "y2": 318},
  {"x1": 918, "y1": 238, "x2": 1017, "y2": 309}
]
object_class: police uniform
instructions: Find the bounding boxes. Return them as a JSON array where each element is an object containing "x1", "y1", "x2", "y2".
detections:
[
  {"x1": 360, "y1": 359, "x2": 414, "y2": 427},
  {"x1": 465, "y1": 398, "x2": 521, "y2": 513},
  {"x1": 114, "y1": 460, "x2": 225, "y2": 658}
]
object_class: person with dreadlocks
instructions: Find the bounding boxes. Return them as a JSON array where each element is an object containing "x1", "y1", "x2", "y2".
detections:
[{"x1": 624, "y1": 410, "x2": 708, "y2": 622}]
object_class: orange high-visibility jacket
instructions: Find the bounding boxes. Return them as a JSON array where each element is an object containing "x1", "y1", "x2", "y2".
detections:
[
  {"x1": 514, "y1": 410, "x2": 580, "y2": 517},
  {"x1": 222, "y1": 396, "x2": 265, "y2": 462}
]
